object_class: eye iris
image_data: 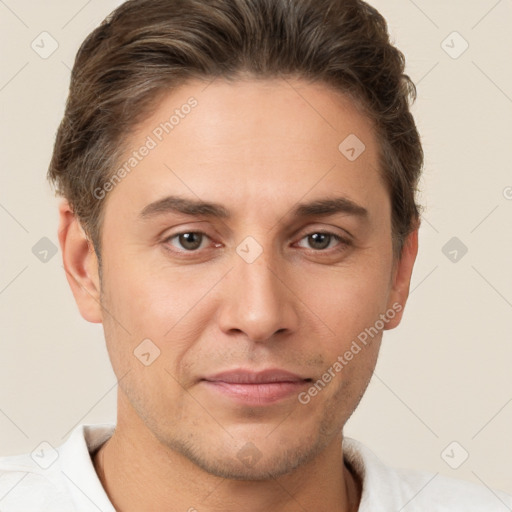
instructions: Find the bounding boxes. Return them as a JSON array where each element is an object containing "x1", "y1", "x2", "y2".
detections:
[
  {"x1": 179, "y1": 232, "x2": 202, "y2": 250},
  {"x1": 309, "y1": 233, "x2": 331, "y2": 250}
]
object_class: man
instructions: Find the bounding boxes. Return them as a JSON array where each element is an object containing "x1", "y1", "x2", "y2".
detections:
[{"x1": 0, "y1": 0, "x2": 510, "y2": 510}]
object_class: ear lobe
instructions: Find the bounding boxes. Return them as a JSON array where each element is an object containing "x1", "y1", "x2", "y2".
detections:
[
  {"x1": 384, "y1": 224, "x2": 420, "y2": 330},
  {"x1": 58, "y1": 200, "x2": 102, "y2": 323}
]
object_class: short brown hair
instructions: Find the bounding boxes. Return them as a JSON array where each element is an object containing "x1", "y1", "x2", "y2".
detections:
[{"x1": 48, "y1": 0, "x2": 423, "y2": 262}]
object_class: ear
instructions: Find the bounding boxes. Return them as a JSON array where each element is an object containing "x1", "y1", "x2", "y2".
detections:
[
  {"x1": 384, "y1": 222, "x2": 420, "y2": 330},
  {"x1": 58, "y1": 199, "x2": 102, "y2": 323}
]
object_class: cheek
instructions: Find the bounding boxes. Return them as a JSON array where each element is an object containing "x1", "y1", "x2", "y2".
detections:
[
  {"x1": 99, "y1": 256, "x2": 220, "y2": 386},
  {"x1": 102, "y1": 253, "x2": 199, "y2": 331},
  {"x1": 294, "y1": 261, "x2": 391, "y2": 399},
  {"x1": 99, "y1": 275, "x2": 189, "y2": 423},
  {"x1": 297, "y1": 333, "x2": 382, "y2": 436},
  {"x1": 323, "y1": 339, "x2": 381, "y2": 427},
  {"x1": 306, "y1": 262, "x2": 392, "y2": 337}
]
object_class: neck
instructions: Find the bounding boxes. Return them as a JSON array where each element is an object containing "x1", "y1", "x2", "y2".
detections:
[{"x1": 92, "y1": 410, "x2": 361, "y2": 512}]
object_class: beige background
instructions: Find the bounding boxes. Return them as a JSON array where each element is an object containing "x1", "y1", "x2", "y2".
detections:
[{"x1": 1, "y1": 0, "x2": 511, "y2": 498}]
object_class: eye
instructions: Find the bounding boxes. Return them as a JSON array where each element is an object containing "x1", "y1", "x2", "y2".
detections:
[
  {"x1": 162, "y1": 230, "x2": 350, "y2": 255},
  {"x1": 296, "y1": 231, "x2": 351, "y2": 252},
  {"x1": 166, "y1": 232, "x2": 210, "y2": 251}
]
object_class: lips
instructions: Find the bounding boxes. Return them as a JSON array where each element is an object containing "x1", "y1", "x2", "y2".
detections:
[
  {"x1": 203, "y1": 369, "x2": 309, "y2": 384},
  {"x1": 200, "y1": 369, "x2": 312, "y2": 404}
]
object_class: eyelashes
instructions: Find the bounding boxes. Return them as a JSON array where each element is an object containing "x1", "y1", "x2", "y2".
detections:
[
  {"x1": 163, "y1": 230, "x2": 352, "y2": 256},
  {"x1": 295, "y1": 232, "x2": 350, "y2": 252}
]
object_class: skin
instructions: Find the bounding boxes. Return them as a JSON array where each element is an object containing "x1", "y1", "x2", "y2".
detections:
[{"x1": 58, "y1": 77, "x2": 419, "y2": 512}]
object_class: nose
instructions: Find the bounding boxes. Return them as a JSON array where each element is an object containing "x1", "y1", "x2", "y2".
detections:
[{"x1": 217, "y1": 249, "x2": 299, "y2": 343}]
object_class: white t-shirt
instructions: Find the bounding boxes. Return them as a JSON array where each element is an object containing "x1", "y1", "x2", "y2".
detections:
[{"x1": 0, "y1": 423, "x2": 510, "y2": 511}]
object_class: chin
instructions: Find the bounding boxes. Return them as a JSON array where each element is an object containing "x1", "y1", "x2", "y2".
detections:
[{"x1": 165, "y1": 430, "x2": 328, "y2": 481}]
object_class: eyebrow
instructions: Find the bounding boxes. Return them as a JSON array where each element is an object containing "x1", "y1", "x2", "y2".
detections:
[{"x1": 139, "y1": 195, "x2": 368, "y2": 221}]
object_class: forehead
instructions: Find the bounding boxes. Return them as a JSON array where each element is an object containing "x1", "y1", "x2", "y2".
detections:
[
  {"x1": 105, "y1": 77, "x2": 387, "y2": 225},
  {"x1": 140, "y1": 77, "x2": 377, "y2": 162}
]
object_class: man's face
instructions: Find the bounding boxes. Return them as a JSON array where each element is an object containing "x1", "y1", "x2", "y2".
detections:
[{"x1": 87, "y1": 78, "x2": 413, "y2": 479}]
